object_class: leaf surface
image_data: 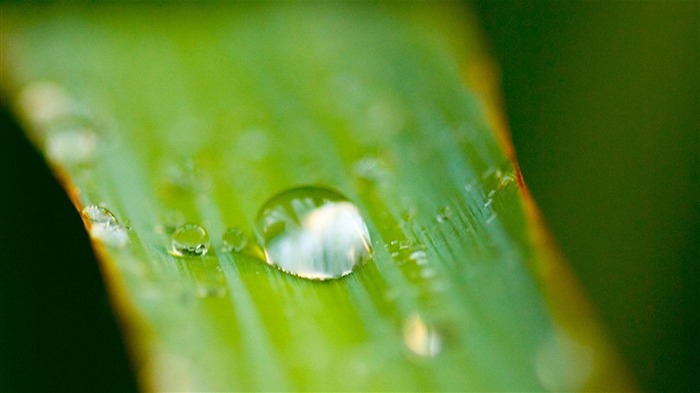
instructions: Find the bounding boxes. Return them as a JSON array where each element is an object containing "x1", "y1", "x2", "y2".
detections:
[{"x1": 0, "y1": 3, "x2": 633, "y2": 391}]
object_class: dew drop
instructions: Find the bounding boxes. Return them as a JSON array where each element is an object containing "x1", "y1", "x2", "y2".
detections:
[
  {"x1": 16, "y1": 81, "x2": 71, "y2": 126},
  {"x1": 45, "y1": 120, "x2": 99, "y2": 164},
  {"x1": 498, "y1": 174, "x2": 516, "y2": 189},
  {"x1": 170, "y1": 223, "x2": 210, "y2": 257},
  {"x1": 409, "y1": 250, "x2": 428, "y2": 265},
  {"x1": 80, "y1": 205, "x2": 129, "y2": 248},
  {"x1": 403, "y1": 313, "x2": 442, "y2": 357},
  {"x1": 221, "y1": 227, "x2": 248, "y2": 252},
  {"x1": 256, "y1": 186, "x2": 373, "y2": 280},
  {"x1": 387, "y1": 239, "x2": 424, "y2": 263},
  {"x1": 81, "y1": 204, "x2": 117, "y2": 226}
]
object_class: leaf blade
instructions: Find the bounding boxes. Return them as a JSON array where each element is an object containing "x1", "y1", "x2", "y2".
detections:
[{"x1": 0, "y1": 3, "x2": 633, "y2": 391}]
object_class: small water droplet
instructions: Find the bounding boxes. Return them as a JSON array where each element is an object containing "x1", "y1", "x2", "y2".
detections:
[
  {"x1": 436, "y1": 206, "x2": 452, "y2": 223},
  {"x1": 403, "y1": 313, "x2": 442, "y2": 357},
  {"x1": 409, "y1": 250, "x2": 428, "y2": 265},
  {"x1": 387, "y1": 239, "x2": 425, "y2": 263},
  {"x1": 221, "y1": 227, "x2": 248, "y2": 252},
  {"x1": 45, "y1": 119, "x2": 98, "y2": 164},
  {"x1": 498, "y1": 174, "x2": 516, "y2": 188},
  {"x1": 170, "y1": 224, "x2": 210, "y2": 257},
  {"x1": 82, "y1": 204, "x2": 116, "y2": 226},
  {"x1": 256, "y1": 186, "x2": 373, "y2": 280},
  {"x1": 80, "y1": 205, "x2": 129, "y2": 248},
  {"x1": 16, "y1": 81, "x2": 71, "y2": 126}
]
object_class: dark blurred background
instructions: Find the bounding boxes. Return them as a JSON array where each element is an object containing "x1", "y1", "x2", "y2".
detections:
[
  {"x1": 1, "y1": 2, "x2": 698, "y2": 392},
  {"x1": 474, "y1": 1, "x2": 699, "y2": 392}
]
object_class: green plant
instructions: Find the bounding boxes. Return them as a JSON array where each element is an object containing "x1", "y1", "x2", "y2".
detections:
[{"x1": 0, "y1": 3, "x2": 634, "y2": 391}]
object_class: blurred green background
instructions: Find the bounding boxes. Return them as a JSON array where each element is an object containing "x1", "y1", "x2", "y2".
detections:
[
  {"x1": 473, "y1": 2, "x2": 698, "y2": 392},
  {"x1": 1, "y1": 2, "x2": 697, "y2": 392}
]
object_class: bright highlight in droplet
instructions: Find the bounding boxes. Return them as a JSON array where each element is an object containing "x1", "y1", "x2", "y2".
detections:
[
  {"x1": 256, "y1": 186, "x2": 373, "y2": 280},
  {"x1": 80, "y1": 204, "x2": 129, "y2": 248}
]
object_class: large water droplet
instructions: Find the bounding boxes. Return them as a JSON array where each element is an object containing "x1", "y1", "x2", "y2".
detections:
[
  {"x1": 256, "y1": 186, "x2": 373, "y2": 280},
  {"x1": 81, "y1": 205, "x2": 129, "y2": 248},
  {"x1": 170, "y1": 223, "x2": 210, "y2": 257}
]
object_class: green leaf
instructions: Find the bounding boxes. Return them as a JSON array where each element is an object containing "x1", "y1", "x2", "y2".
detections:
[{"x1": 0, "y1": 3, "x2": 633, "y2": 391}]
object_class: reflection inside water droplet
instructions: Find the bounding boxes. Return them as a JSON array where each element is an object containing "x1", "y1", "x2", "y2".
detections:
[
  {"x1": 81, "y1": 205, "x2": 129, "y2": 248},
  {"x1": 403, "y1": 313, "x2": 442, "y2": 357},
  {"x1": 256, "y1": 186, "x2": 373, "y2": 280},
  {"x1": 170, "y1": 223, "x2": 210, "y2": 257}
]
